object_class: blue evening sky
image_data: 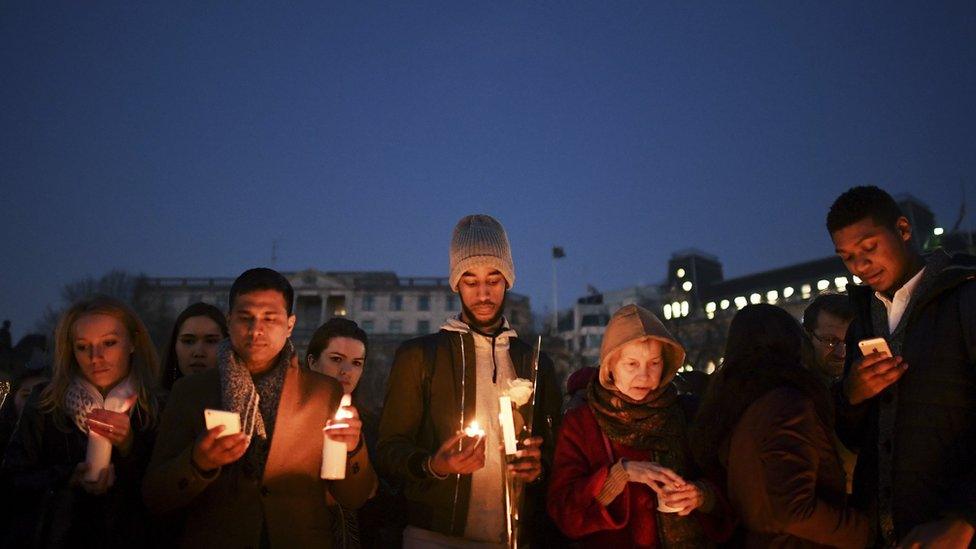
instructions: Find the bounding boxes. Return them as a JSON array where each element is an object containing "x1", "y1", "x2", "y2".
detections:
[{"x1": 1, "y1": 2, "x2": 972, "y2": 338}]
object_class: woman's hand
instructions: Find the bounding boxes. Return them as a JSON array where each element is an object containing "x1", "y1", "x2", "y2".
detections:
[
  {"x1": 69, "y1": 462, "x2": 115, "y2": 495},
  {"x1": 325, "y1": 404, "x2": 363, "y2": 453},
  {"x1": 621, "y1": 460, "x2": 685, "y2": 494},
  {"x1": 86, "y1": 395, "x2": 139, "y2": 455},
  {"x1": 661, "y1": 480, "x2": 713, "y2": 516}
]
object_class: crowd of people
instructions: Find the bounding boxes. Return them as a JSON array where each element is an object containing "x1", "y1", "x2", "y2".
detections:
[{"x1": 0, "y1": 185, "x2": 973, "y2": 548}]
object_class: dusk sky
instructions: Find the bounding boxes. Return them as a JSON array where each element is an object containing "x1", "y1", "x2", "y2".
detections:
[{"x1": 1, "y1": 2, "x2": 972, "y2": 340}]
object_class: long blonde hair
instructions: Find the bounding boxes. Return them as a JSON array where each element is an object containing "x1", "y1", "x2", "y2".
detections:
[{"x1": 41, "y1": 295, "x2": 161, "y2": 431}]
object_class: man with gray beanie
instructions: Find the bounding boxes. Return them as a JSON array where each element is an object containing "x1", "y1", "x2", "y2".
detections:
[{"x1": 377, "y1": 214, "x2": 563, "y2": 548}]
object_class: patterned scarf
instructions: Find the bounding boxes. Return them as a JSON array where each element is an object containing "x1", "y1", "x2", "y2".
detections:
[
  {"x1": 587, "y1": 381, "x2": 706, "y2": 548},
  {"x1": 64, "y1": 374, "x2": 136, "y2": 434},
  {"x1": 216, "y1": 339, "x2": 294, "y2": 440}
]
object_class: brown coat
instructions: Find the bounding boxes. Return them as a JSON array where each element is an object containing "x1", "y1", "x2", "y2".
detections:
[
  {"x1": 724, "y1": 387, "x2": 868, "y2": 548},
  {"x1": 142, "y1": 359, "x2": 376, "y2": 548}
]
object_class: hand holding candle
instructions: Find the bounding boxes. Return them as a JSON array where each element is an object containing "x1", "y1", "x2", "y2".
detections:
[
  {"x1": 428, "y1": 422, "x2": 487, "y2": 477},
  {"x1": 84, "y1": 393, "x2": 137, "y2": 482},
  {"x1": 322, "y1": 395, "x2": 361, "y2": 479}
]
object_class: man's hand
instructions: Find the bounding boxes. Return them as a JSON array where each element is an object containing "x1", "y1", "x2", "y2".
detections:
[
  {"x1": 621, "y1": 460, "x2": 686, "y2": 495},
  {"x1": 897, "y1": 518, "x2": 975, "y2": 548},
  {"x1": 191, "y1": 425, "x2": 250, "y2": 472},
  {"x1": 844, "y1": 352, "x2": 908, "y2": 405},
  {"x1": 429, "y1": 431, "x2": 486, "y2": 477},
  {"x1": 325, "y1": 404, "x2": 363, "y2": 453},
  {"x1": 507, "y1": 436, "x2": 543, "y2": 482}
]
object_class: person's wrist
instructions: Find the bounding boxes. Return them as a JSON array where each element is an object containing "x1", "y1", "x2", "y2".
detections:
[
  {"x1": 347, "y1": 436, "x2": 364, "y2": 457},
  {"x1": 425, "y1": 456, "x2": 449, "y2": 479}
]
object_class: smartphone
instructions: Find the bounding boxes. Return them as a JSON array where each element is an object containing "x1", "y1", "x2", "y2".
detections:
[
  {"x1": 858, "y1": 337, "x2": 893, "y2": 359},
  {"x1": 204, "y1": 409, "x2": 241, "y2": 436}
]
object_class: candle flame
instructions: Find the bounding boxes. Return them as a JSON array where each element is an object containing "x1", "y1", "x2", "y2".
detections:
[{"x1": 464, "y1": 420, "x2": 485, "y2": 438}]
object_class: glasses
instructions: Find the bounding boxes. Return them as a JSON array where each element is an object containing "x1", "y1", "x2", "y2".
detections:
[{"x1": 809, "y1": 331, "x2": 846, "y2": 353}]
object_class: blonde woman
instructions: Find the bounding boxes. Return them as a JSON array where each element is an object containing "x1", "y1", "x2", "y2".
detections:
[{"x1": 2, "y1": 295, "x2": 161, "y2": 547}]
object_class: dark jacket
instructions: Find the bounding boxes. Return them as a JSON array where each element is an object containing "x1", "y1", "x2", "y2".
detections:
[
  {"x1": 376, "y1": 329, "x2": 563, "y2": 545},
  {"x1": 837, "y1": 251, "x2": 976, "y2": 541},
  {"x1": 142, "y1": 358, "x2": 376, "y2": 549},
  {"x1": 1, "y1": 385, "x2": 159, "y2": 548},
  {"x1": 726, "y1": 387, "x2": 868, "y2": 548}
]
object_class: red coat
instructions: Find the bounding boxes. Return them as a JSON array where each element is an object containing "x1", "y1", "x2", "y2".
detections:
[{"x1": 548, "y1": 404, "x2": 733, "y2": 548}]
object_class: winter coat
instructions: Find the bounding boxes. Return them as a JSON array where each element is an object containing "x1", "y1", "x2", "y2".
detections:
[
  {"x1": 837, "y1": 250, "x2": 976, "y2": 541},
  {"x1": 724, "y1": 387, "x2": 869, "y2": 548},
  {"x1": 1, "y1": 385, "x2": 159, "y2": 548},
  {"x1": 142, "y1": 357, "x2": 376, "y2": 548},
  {"x1": 549, "y1": 402, "x2": 732, "y2": 548},
  {"x1": 375, "y1": 328, "x2": 563, "y2": 545}
]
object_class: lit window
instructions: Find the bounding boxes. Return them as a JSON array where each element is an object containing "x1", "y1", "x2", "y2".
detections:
[
  {"x1": 750, "y1": 293, "x2": 761, "y2": 305},
  {"x1": 672, "y1": 301, "x2": 681, "y2": 317},
  {"x1": 834, "y1": 277, "x2": 849, "y2": 292},
  {"x1": 934, "y1": 227, "x2": 944, "y2": 236},
  {"x1": 682, "y1": 281, "x2": 693, "y2": 292},
  {"x1": 734, "y1": 296, "x2": 748, "y2": 309},
  {"x1": 801, "y1": 284, "x2": 812, "y2": 299},
  {"x1": 705, "y1": 302, "x2": 716, "y2": 313},
  {"x1": 720, "y1": 299, "x2": 730, "y2": 310},
  {"x1": 852, "y1": 275, "x2": 862, "y2": 284},
  {"x1": 783, "y1": 287, "x2": 795, "y2": 299},
  {"x1": 817, "y1": 280, "x2": 830, "y2": 291},
  {"x1": 663, "y1": 304, "x2": 672, "y2": 320},
  {"x1": 766, "y1": 290, "x2": 778, "y2": 303},
  {"x1": 676, "y1": 268, "x2": 686, "y2": 278},
  {"x1": 706, "y1": 361, "x2": 716, "y2": 374},
  {"x1": 680, "y1": 301, "x2": 689, "y2": 317},
  {"x1": 706, "y1": 311, "x2": 715, "y2": 320}
]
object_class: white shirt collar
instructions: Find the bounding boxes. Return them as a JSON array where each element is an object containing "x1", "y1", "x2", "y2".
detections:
[{"x1": 874, "y1": 266, "x2": 926, "y2": 332}]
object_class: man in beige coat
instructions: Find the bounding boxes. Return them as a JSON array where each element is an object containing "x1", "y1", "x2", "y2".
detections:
[{"x1": 143, "y1": 268, "x2": 376, "y2": 548}]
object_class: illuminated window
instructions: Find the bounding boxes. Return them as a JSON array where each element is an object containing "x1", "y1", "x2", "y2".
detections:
[
  {"x1": 676, "y1": 268, "x2": 686, "y2": 278},
  {"x1": 852, "y1": 275, "x2": 862, "y2": 284},
  {"x1": 672, "y1": 301, "x2": 681, "y2": 317},
  {"x1": 750, "y1": 293, "x2": 762, "y2": 305},
  {"x1": 801, "y1": 284, "x2": 812, "y2": 299},
  {"x1": 680, "y1": 301, "x2": 689, "y2": 317},
  {"x1": 706, "y1": 361, "x2": 716, "y2": 374},
  {"x1": 705, "y1": 302, "x2": 717, "y2": 313},
  {"x1": 663, "y1": 304, "x2": 672, "y2": 320},
  {"x1": 682, "y1": 281, "x2": 693, "y2": 292},
  {"x1": 834, "y1": 277, "x2": 849, "y2": 292},
  {"x1": 783, "y1": 287, "x2": 794, "y2": 299},
  {"x1": 766, "y1": 290, "x2": 778, "y2": 303},
  {"x1": 706, "y1": 312, "x2": 715, "y2": 320},
  {"x1": 934, "y1": 227, "x2": 944, "y2": 236},
  {"x1": 735, "y1": 296, "x2": 748, "y2": 309},
  {"x1": 720, "y1": 299, "x2": 730, "y2": 310},
  {"x1": 817, "y1": 280, "x2": 830, "y2": 291}
]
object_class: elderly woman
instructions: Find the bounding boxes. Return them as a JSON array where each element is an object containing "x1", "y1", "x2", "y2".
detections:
[
  {"x1": 2, "y1": 295, "x2": 162, "y2": 547},
  {"x1": 548, "y1": 304, "x2": 731, "y2": 548},
  {"x1": 691, "y1": 304, "x2": 868, "y2": 547}
]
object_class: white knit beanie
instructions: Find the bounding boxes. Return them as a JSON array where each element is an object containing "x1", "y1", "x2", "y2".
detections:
[{"x1": 449, "y1": 214, "x2": 515, "y2": 291}]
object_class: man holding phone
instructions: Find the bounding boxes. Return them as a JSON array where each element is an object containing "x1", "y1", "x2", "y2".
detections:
[
  {"x1": 143, "y1": 268, "x2": 376, "y2": 547},
  {"x1": 828, "y1": 186, "x2": 976, "y2": 547}
]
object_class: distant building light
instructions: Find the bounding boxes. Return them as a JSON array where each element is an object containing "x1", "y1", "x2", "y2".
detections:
[
  {"x1": 680, "y1": 301, "x2": 690, "y2": 317},
  {"x1": 682, "y1": 281, "x2": 693, "y2": 292},
  {"x1": 705, "y1": 302, "x2": 717, "y2": 313},
  {"x1": 817, "y1": 279, "x2": 830, "y2": 291},
  {"x1": 735, "y1": 296, "x2": 748, "y2": 309},
  {"x1": 720, "y1": 299, "x2": 730, "y2": 310},
  {"x1": 706, "y1": 361, "x2": 716, "y2": 374},
  {"x1": 852, "y1": 275, "x2": 863, "y2": 284},
  {"x1": 663, "y1": 304, "x2": 672, "y2": 320},
  {"x1": 783, "y1": 286, "x2": 795, "y2": 299},
  {"x1": 672, "y1": 301, "x2": 681, "y2": 317},
  {"x1": 706, "y1": 311, "x2": 715, "y2": 320},
  {"x1": 676, "y1": 268, "x2": 686, "y2": 278},
  {"x1": 750, "y1": 293, "x2": 762, "y2": 305},
  {"x1": 934, "y1": 227, "x2": 944, "y2": 236},
  {"x1": 834, "y1": 277, "x2": 849, "y2": 292},
  {"x1": 801, "y1": 284, "x2": 812, "y2": 299},
  {"x1": 766, "y1": 290, "x2": 778, "y2": 303}
]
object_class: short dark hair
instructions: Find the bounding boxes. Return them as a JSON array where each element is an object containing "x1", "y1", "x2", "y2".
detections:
[
  {"x1": 826, "y1": 185, "x2": 905, "y2": 234},
  {"x1": 306, "y1": 317, "x2": 368, "y2": 363},
  {"x1": 229, "y1": 268, "x2": 294, "y2": 315},
  {"x1": 802, "y1": 293, "x2": 854, "y2": 332}
]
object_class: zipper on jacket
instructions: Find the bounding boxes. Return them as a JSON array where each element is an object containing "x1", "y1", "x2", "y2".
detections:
[{"x1": 450, "y1": 332, "x2": 466, "y2": 534}]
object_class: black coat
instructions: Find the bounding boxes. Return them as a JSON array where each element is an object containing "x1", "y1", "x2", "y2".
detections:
[
  {"x1": 837, "y1": 251, "x2": 976, "y2": 541},
  {"x1": 1, "y1": 386, "x2": 159, "y2": 548}
]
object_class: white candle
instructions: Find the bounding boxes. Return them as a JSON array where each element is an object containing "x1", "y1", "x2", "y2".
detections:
[
  {"x1": 498, "y1": 395, "x2": 518, "y2": 456},
  {"x1": 84, "y1": 392, "x2": 132, "y2": 482},
  {"x1": 321, "y1": 394, "x2": 353, "y2": 480}
]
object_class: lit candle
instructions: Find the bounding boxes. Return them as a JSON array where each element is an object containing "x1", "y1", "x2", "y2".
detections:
[
  {"x1": 321, "y1": 394, "x2": 353, "y2": 480},
  {"x1": 85, "y1": 392, "x2": 133, "y2": 482},
  {"x1": 498, "y1": 395, "x2": 518, "y2": 456},
  {"x1": 463, "y1": 420, "x2": 485, "y2": 439}
]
